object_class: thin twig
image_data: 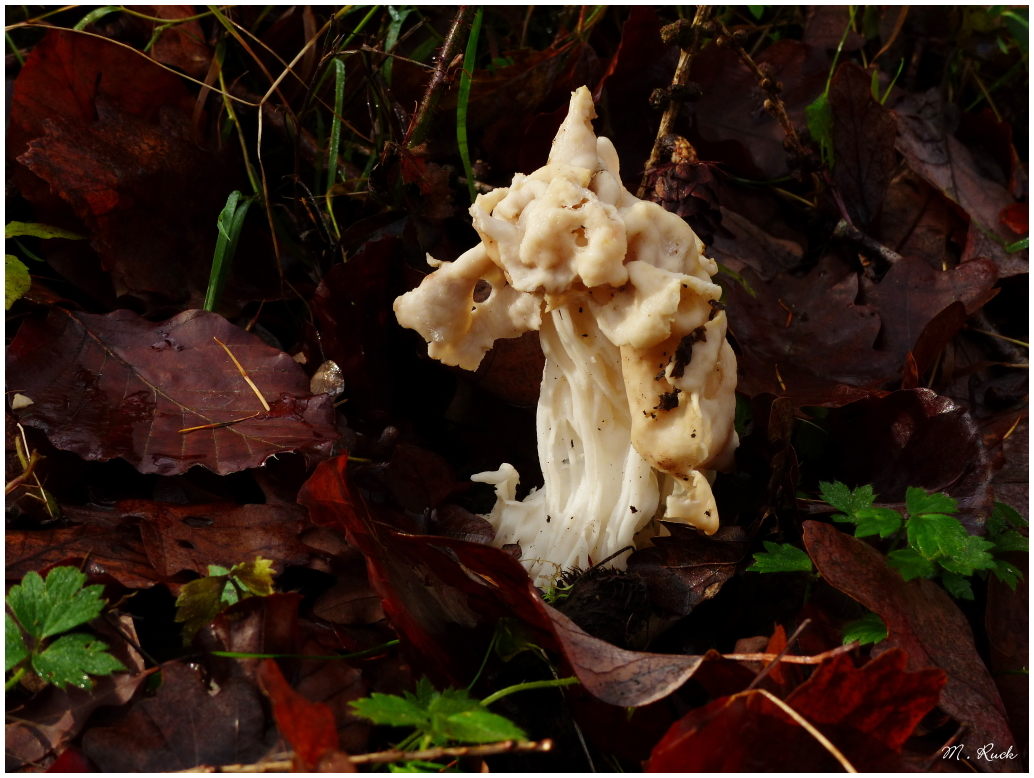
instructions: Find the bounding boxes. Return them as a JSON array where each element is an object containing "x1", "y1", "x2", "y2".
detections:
[
  {"x1": 179, "y1": 412, "x2": 261, "y2": 434},
  {"x1": 722, "y1": 642, "x2": 857, "y2": 665},
  {"x1": 965, "y1": 326, "x2": 1029, "y2": 349},
  {"x1": 213, "y1": 338, "x2": 270, "y2": 411},
  {"x1": 832, "y1": 219, "x2": 903, "y2": 264},
  {"x1": 747, "y1": 619, "x2": 811, "y2": 690},
  {"x1": 404, "y1": 6, "x2": 475, "y2": 149},
  {"x1": 710, "y1": 13, "x2": 820, "y2": 191},
  {"x1": 175, "y1": 740, "x2": 554, "y2": 772},
  {"x1": 5, "y1": 449, "x2": 40, "y2": 495},
  {"x1": 638, "y1": 6, "x2": 711, "y2": 198},
  {"x1": 754, "y1": 689, "x2": 858, "y2": 772}
]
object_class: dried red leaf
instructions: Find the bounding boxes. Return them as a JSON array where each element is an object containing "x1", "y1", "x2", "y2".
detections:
[
  {"x1": 292, "y1": 636, "x2": 370, "y2": 755},
  {"x1": 626, "y1": 525, "x2": 747, "y2": 617},
  {"x1": 45, "y1": 747, "x2": 93, "y2": 772},
  {"x1": 9, "y1": 29, "x2": 279, "y2": 307},
  {"x1": 999, "y1": 202, "x2": 1028, "y2": 235},
  {"x1": 464, "y1": 330, "x2": 546, "y2": 408},
  {"x1": 877, "y1": 172, "x2": 969, "y2": 271},
  {"x1": 7, "y1": 308, "x2": 337, "y2": 476},
  {"x1": 727, "y1": 255, "x2": 897, "y2": 405},
  {"x1": 708, "y1": 207, "x2": 806, "y2": 282},
  {"x1": 196, "y1": 593, "x2": 302, "y2": 693},
  {"x1": 118, "y1": 499, "x2": 312, "y2": 577},
  {"x1": 911, "y1": 301, "x2": 968, "y2": 378},
  {"x1": 861, "y1": 256, "x2": 998, "y2": 366},
  {"x1": 648, "y1": 649, "x2": 945, "y2": 772},
  {"x1": 803, "y1": 521, "x2": 1018, "y2": 766},
  {"x1": 6, "y1": 524, "x2": 161, "y2": 589},
  {"x1": 830, "y1": 62, "x2": 898, "y2": 227},
  {"x1": 258, "y1": 659, "x2": 342, "y2": 771},
  {"x1": 137, "y1": 5, "x2": 213, "y2": 79},
  {"x1": 895, "y1": 91, "x2": 1026, "y2": 277},
  {"x1": 81, "y1": 661, "x2": 271, "y2": 772}
]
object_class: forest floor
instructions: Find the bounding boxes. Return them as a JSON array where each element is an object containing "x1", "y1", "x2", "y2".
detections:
[{"x1": 4, "y1": 5, "x2": 1029, "y2": 773}]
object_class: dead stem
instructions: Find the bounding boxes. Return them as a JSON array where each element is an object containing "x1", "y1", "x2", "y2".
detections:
[
  {"x1": 404, "y1": 6, "x2": 476, "y2": 150},
  {"x1": 179, "y1": 412, "x2": 262, "y2": 434},
  {"x1": 213, "y1": 337, "x2": 270, "y2": 411},
  {"x1": 746, "y1": 619, "x2": 809, "y2": 691},
  {"x1": 832, "y1": 219, "x2": 904, "y2": 264},
  {"x1": 638, "y1": 6, "x2": 711, "y2": 198},
  {"x1": 710, "y1": 13, "x2": 821, "y2": 192},
  {"x1": 175, "y1": 739, "x2": 554, "y2": 772},
  {"x1": 753, "y1": 689, "x2": 858, "y2": 772}
]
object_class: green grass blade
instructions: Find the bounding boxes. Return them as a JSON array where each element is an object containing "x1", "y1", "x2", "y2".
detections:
[
  {"x1": 73, "y1": 6, "x2": 121, "y2": 31},
  {"x1": 6, "y1": 32, "x2": 25, "y2": 66},
  {"x1": 327, "y1": 58, "x2": 346, "y2": 192},
  {"x1": 457, "y1": 8, "x2": 484, "y2": 204},
  {"x1": 203, "y1": 191, "x2": 252, "y2": 312}
]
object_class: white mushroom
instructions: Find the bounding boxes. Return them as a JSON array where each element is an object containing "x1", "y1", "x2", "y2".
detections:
[{"x1": 394, "y1": 87, "x2": 738, "y2": 586}]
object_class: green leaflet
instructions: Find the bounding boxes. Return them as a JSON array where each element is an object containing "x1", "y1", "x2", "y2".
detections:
[
  {"x1": 747, "y1": 542, "x2": 813, "y2": 574},
  {"x1": 842, "y1": 611, "x2": 887, "y2": 646}
]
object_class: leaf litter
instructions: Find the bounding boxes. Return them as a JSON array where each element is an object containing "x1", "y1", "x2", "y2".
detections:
[{"x1": 3, "y1": 5, "x2": 1028, "y2": 773}]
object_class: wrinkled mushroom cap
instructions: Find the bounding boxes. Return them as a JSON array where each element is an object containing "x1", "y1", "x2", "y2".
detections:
[{"x1": 394, "y1": 86, "x2": 737, "y2": 539}]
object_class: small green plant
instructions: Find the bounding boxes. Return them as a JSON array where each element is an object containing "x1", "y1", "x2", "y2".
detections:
[
  {"x1": 6, "y1": 566, "x2": 126, "y2": 691},
  {"x1": 350, "y1": 673, "x2": 579, "y2": 770},
  {"x1": 746, "y1": 541, "x2": 814, "y2": 574},
  {"x1": 821, "y1": 482, "x2": 1027, "y2": 600},
  {"x1": 174, "y1": 557, "x2": 275, "y2": 643},
  {"x1": 350, "y1": 676, "x2": 526, "y2": 751}
]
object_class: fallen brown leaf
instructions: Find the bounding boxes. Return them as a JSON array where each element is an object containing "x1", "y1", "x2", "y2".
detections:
[{"x1": 803, "y1": 521, "x2": 1019, "y2": 770}]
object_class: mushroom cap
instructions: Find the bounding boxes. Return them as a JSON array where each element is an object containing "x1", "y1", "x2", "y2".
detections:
[{"x1": 393, "y1": 85, "x2": 738, "y2": 541}]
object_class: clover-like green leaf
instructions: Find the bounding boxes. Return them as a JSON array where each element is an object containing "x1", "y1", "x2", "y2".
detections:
[
  {"x1": 938, "y1": 535, "x2": 996, "y2": 576},
  {"x1": 7, "y1": 567, "x2": 106, "y2": 640},
  {"x1": 905, "y1": 487, "x2": 957, "y2": 518},
  {"x1": 819, "y1": 480, "x2": 858, "y2": 514},
  {"x1": 31, "y1": 633, "x2": 126, "y2": 690},
  {"x1": 907, "y1": 512, "x2": 967, "y2": 559},
  {"x1": 746, "y1": 542, "x2": 813, "y2": 574}
]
